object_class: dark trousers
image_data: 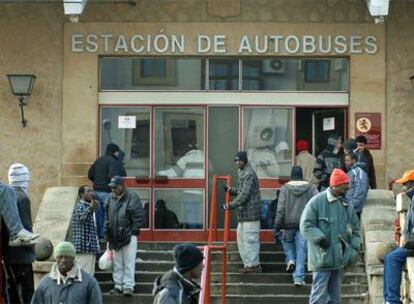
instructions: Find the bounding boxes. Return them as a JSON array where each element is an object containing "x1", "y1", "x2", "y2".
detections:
[{"x1": 3, "y1": 263, "x2": 34, "y2": 304}]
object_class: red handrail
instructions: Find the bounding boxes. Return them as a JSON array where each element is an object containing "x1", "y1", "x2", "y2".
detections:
[{"x1": 199, "y1": 175, "x2": 232, "y2": 304}]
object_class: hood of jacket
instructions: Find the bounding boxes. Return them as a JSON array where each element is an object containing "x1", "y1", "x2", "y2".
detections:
[
  {"x1": 285, "y1": 181, "x2": 314, "y2": 196},
  {"x1": 152, "y1": 269, "x2": 200, "y2": 301}
]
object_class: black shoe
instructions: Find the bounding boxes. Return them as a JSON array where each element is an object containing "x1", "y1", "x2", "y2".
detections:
[
  {"x1": 123, "y1": 288, "x2": 133, "y2": 297},
  {"x1": 109, "y1": 287, "x2": 122, "y2": 294}
]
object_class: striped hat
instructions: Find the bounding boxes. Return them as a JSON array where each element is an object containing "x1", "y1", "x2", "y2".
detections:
[{"x1": 8, "y1": 163, "x2": 30, "y2": 193}]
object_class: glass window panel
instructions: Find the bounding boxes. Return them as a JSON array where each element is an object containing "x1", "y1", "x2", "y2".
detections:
[
  {"x1": 243, "y1": 108, "x2": 293, "y2": 178},
  {"x1": 154, "y1": 189, "x2": 204, "y2": 230},
  {"x1": 130, "y1": 188, "x2": 150, "y2": 229},
  {"x1": 260, "y1": 189, "x2": 279, "y2": 230},
  {"x1": 154, "y1": 108, "x2": 205, "y2": 179},
  {"x1": 209, "y1": 58, "x2": 239, "y2": 90},
  {"x1": 100, "y1": 107, "x2": 150, "y2": 177},
  {"x1": 208, "y1": 107, "x2": 239, "y2": 229},
  {"x1": 100, "y1": 57, "x2": 205, "y2": 90},
  {"x1": 242, "y1": 58, "x2": 349, "y2": 91}
]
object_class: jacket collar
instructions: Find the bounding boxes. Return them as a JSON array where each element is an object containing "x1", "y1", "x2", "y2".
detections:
[
  {"x1": 326, "y1": 188, "x2": 349, "y2": 206},
  {"x1": 173, "y1": 267, "x2": 201, "y2": 295},
  {"x1": 49, "y1": 261, "x2": 82, "y2": 285}
]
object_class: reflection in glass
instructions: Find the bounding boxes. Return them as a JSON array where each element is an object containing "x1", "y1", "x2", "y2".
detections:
[
  {"x1": 101, "y1": 107, "x2": 150, "y2": 177},
  {"x1": 154, "y1": 189, "x2": 204, "y2": 229},
  {"x1": 260, "y1": 189, "x2": 279, "y2": 230},
  {"x1": 130, "y1": 189, "x2": 150, "y2": 229},
  {"x1": 243, "y1": 108, "x2": 293, "y2": 178},
  {"x1": 209, "y1": 58, "x2": 239, "y2": 90},
  {"x1": 155, "y1": 108, "x2": 205, "y2": 179}
]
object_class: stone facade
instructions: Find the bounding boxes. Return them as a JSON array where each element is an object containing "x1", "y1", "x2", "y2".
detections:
[{"x1": 0, "y1": 1, "x2": 413, "y2": 216}]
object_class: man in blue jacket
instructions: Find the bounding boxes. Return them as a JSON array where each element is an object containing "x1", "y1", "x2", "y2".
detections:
[
  {"x1": 300, "y1": 168, "x2": 360, "y2": 304},
  {"x1": 345, "y1": 153, "x2": 369, "y2": 220}
]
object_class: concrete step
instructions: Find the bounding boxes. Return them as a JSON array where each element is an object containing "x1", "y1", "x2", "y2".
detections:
[
  {"x1": 133, "y1": 242, "x2": 282, "y2": 252},
  {"x1": 98, "y1": 281, "x2": 367, "y2": 295},
  {"x1": 95, "y1": 271, "x2": 368, "y2": 284},
  {"x1": 102, "y1": 293, "x2": 369, "y2": 304}
]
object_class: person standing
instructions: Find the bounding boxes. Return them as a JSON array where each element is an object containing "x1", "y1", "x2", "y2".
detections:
[
  {"x1": 105, "y1": 176, "x2": 145, "y2": 296},
  {"x1": 344, "y1": 153, "x2": 369, "y2": 220},
  {"x1": 383, "y1": 170, "x2": 414, "y2": 304},
  {"x1": 153, "y1": 244, "x2": 203, "y2": 304},
  {"x1": 300, "y1": 168, "x2": 360, "y2": 304},
  {"x1": 355, "y1": 135, "x2": 377, "y2": 189},
  {"x1": 1, "y1": 163, "x2": 35, "y2": 303},
  {"x1": 274, "y1": 166, "x2": 318, "y2": 286},
  {"x1": 31, "y1": 241, "x2": 102, "y2": 304},
  {"x1": 223, "y1": 151, "x2": 262, "y2": 273},
  {"x1": 88, "y1": 143, "x2": 127, "y2": 240},
  {"x1": 295, "y1": 140, "x2": 317, "y2": 184},
  {"x1": 313, "y1": 134, "x2": 343, "y2": 191},
  {"x1": 71, "y1": 185, "x2": 100, "y2": 275}
]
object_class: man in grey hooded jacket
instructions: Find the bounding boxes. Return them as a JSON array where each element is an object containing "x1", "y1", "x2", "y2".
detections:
[{"x1": 275, "y1": 166, "x2": 318, "y2": 286}]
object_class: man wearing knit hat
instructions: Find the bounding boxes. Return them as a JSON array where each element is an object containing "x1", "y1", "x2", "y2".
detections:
[
  {"x1": 153, "y1": 244, "x2": 203, "y2": 304},
  {"x1": 0, "y1": 167, "x2": 39, "y2": 247},
  {"x1": 383, "y1": 170, "x2": 414, "y2": 304},
  {"x1": 300, "y1": 168, "x2": 360, "y2": 303},
  {"x1": 31, "y1": 241, "x2": 102, "y2": 304},
  {"x1": 223, "y1": 150, "x2": 262, "y2": 273},
  {"x1": 88, "y1": 142, "x2": 127, "y2": 240},
  {"x1": 1, "y1": 163, "x2": 35, "y2": 303},
  {"x1": 295, "y1": 140, "x2": 317, "y2": 184}
]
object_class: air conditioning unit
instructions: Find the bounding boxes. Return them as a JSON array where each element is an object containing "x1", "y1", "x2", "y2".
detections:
[
  {"x1": 262, "y1": 59, "x2": 285, "y2": 74},
  {"x1": 251, "y1": 126, "x2": 276, "y2": 148}
]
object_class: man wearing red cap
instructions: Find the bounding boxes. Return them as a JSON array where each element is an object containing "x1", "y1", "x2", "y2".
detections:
[
  {"x1": 300, "y1": 168, "x2": 360, "y2": 304},
  {"x1": 383, "y1": 170, "x2": 414, "y2": 304},
  {"x1": 295, "y1": 140, "x2": 317, "y2": 184}
]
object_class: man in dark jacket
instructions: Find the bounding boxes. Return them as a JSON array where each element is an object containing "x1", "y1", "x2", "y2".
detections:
[
  {"x1": 153, "y1": 244, "x2": 203, "y2": 304},
  {"x1": 154, "y1": 199, "x2": 182, "y2": 229},
  {"x1": 275, "y1": 166, "x2": 318, "y2": 286},
  {"x1": 313, "y1": 134, "x2": 343, "y2": 190},
  {"x1": 224, "y1": 151, "x2": 262, "y2": 273},
  {"x1": 31, "y1": 241, "x2": 102, "y2": 304},
  {"x1": 356, "y1": 135, "x2": 377, "y2": 189},
  {"x1": 2, "y1": 163, "x2": 35, "y2": 303},
  {"x1": 88, "y1": 143, "x2": 126, "y2": 240},
  {"x1": 71, "y1": 185, "x2": 99, "y2": 275},
  {"x1": 105, "y1": 176, "x2": 145, "y2": 296},
  {"x1": 383, "y1": 170, "x2": 414, "y2": 304}
]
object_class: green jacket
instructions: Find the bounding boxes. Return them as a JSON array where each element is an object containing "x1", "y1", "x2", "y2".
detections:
[{"x1": 299, "y1": 189, "x2": 360, "y2": 272}]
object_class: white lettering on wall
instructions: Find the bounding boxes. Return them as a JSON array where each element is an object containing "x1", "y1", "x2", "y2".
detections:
[
  {"x1": 238, "y1": 35, "x2": 252, "y2": 53},
  {"x1": 255, "y1": 35, "x2": 268, "y2": 54},
  {"x1": 71, "y1": 34, "x2": 84, "y2": 52},
  {"x1": 130, "y1": 34, "x2": 144, "y2": 53},
  {"x1": 365, "y1": 35, "x2": 378, "y2": 54},
  {"x1": 101, "y1": 34, "x2": 113, "y2": 53},
  {"x1": 214, "y1": 35, "x2": 227, "y2": 54},
  {"x1": 86, "y1": 34, "x2": 98, "y2": 53},
  {"x1": 197, "y1": 35, "x2": 211, "y2": 53},
  {"x1": 153, "y1": 34, "x2": 169, "y2": 53},
  {"x1": 269, "y1": 35, "x2": 283, "y2": 53},
  {"x1": 319, "y1": 35, "x2": 332, "y2": 54},
  {"x1": 114, "y1": 35, "x2": 129, "y2": 52},
  {"x1": 334, "y1": 35, "x2": 348, "y2": 54},
  {"x1": 171, "y1": 35, "x2": 185, "y2": 53},
  {"x1": 350, "y1": 35, "x2": 363, "y2": 54},
  {"x1": 285, "y1": 35, "x2": 300, "y2": 54},
  {"x1": 303, "y1": 35, "x2": 316, "y2": 54}
]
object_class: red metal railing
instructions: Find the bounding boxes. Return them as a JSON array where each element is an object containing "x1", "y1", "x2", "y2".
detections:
[{"x1": 199, "y1": 175, "x2": 232, "y2": 304}]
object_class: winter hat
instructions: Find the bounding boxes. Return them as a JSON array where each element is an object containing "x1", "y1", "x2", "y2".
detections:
[
  {"x1": 327, "y1": 134, "x2": 340, "y2": 146},
  {"x1": 108, "y1": 175, "x2": 123, "y2": 188},
  {"x1": 174, "y1": 244, "x2": 204, "y2": 273},
  {"x1": 8, "y1": 163, "x2": 30, "y2": 193},
  {"x1": 297, "y1": 140, "x2": 309, "y2": 152},
  {"x1": 53, "y1": 241, "x2": 76, "y2": 258},
  {"x1": 290, "y1": 166, "x2": 304, "y2": 180},
  {"x1": 234, "y1": 151, "x2": 248, "y2": 163},
  {"x1": 344, "y1": 138, "x2": 357, "y2": 153},
  {"x1": 329, "y1": 168, "x2": 350, "y2": 187},
  {"x1": 106, "y1": 143, "x2": 120, "y2": 154}
]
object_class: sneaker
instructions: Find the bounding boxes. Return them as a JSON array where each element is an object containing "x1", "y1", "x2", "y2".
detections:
[
  {"x1": 294, "y1": 281, "x2": 306, "y2": 287},
  {"x1": 109, "y1": 287, "x2": 122, "y2": 294},
  {"x1": 8, "y1": 229, "x2": 39, "y2": 247},
  {"x1": 123, "y1": 288, "x2": 133, "y2": 297},
  {"x1": 286, "y1": 260, "x2": 295, "y2": 273}
]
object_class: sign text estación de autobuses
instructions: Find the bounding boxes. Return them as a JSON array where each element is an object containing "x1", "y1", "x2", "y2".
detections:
[{"x1": 71, "y1": 33, "x2": 378, "y2": 55}]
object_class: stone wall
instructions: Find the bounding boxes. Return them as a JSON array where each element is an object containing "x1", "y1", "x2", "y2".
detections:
[
  {"x1": 385, "y1": 2, "x2": 414, "y2": 183},
  {"x1": 0, "y1": 1, "x2": 412, "y2": 216}
]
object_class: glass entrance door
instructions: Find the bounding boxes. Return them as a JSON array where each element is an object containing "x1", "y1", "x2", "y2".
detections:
[{"x1": 100, "y1": 106, "x2": 207, "y2": 242}]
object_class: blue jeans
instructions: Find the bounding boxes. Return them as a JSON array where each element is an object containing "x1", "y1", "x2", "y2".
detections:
[
  {"x1": 383, "y1": 247, "x2": 407, "y2": 304},
  {"x1": 0, "y1": 184, "x2": 23, "y2": 236},
  {"x1": 281, "y1": 229, "x2": 307, "y2": 283},
  {"x1": 309, "y1": 270, "x2": 342, "y2": 304},
  {"x1": 94, "y1": 191, "x2": 110, "y2": 240}
]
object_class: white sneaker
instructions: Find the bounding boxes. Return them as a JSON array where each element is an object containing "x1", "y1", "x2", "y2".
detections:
[
  {"x1": 294, "y1": 281, "x2": 306, "y2": 287},
  {"x1": 8, "y1": 229, "x2": 39, "y2": 247},
  {"x1": 286, "y1": 260, "x2": 295, "y2": 272}
]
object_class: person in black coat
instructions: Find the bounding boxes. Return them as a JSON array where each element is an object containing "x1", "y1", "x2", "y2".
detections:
[{"x1": 88, "y1": 143, "x2": 126, "y2": 240}]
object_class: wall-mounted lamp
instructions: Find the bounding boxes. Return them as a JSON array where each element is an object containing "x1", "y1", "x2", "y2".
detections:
[
  {"x1": 410, "y1": 74, "x2": 414, "y2": 90},
  {"x1": 6, "y1": 74, "x2": 36, "y2": 128}
]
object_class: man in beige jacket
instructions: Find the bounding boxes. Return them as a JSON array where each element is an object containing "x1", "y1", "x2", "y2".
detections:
[{"x1": 295, "y1": 140, "x2": 317, "y2": 184}]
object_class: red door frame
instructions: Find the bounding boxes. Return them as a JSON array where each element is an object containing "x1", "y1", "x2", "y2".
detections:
[{"x1": 99, "y1": 104, "x2": 348, "y2": 243}]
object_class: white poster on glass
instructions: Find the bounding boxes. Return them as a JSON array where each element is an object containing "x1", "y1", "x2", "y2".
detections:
[
  {"x1": 323, "y1": 117, "x2": 335, "y2": 131},
  {"x1": 118, "y1": 116, "x2": 136, "y2": 129}
]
